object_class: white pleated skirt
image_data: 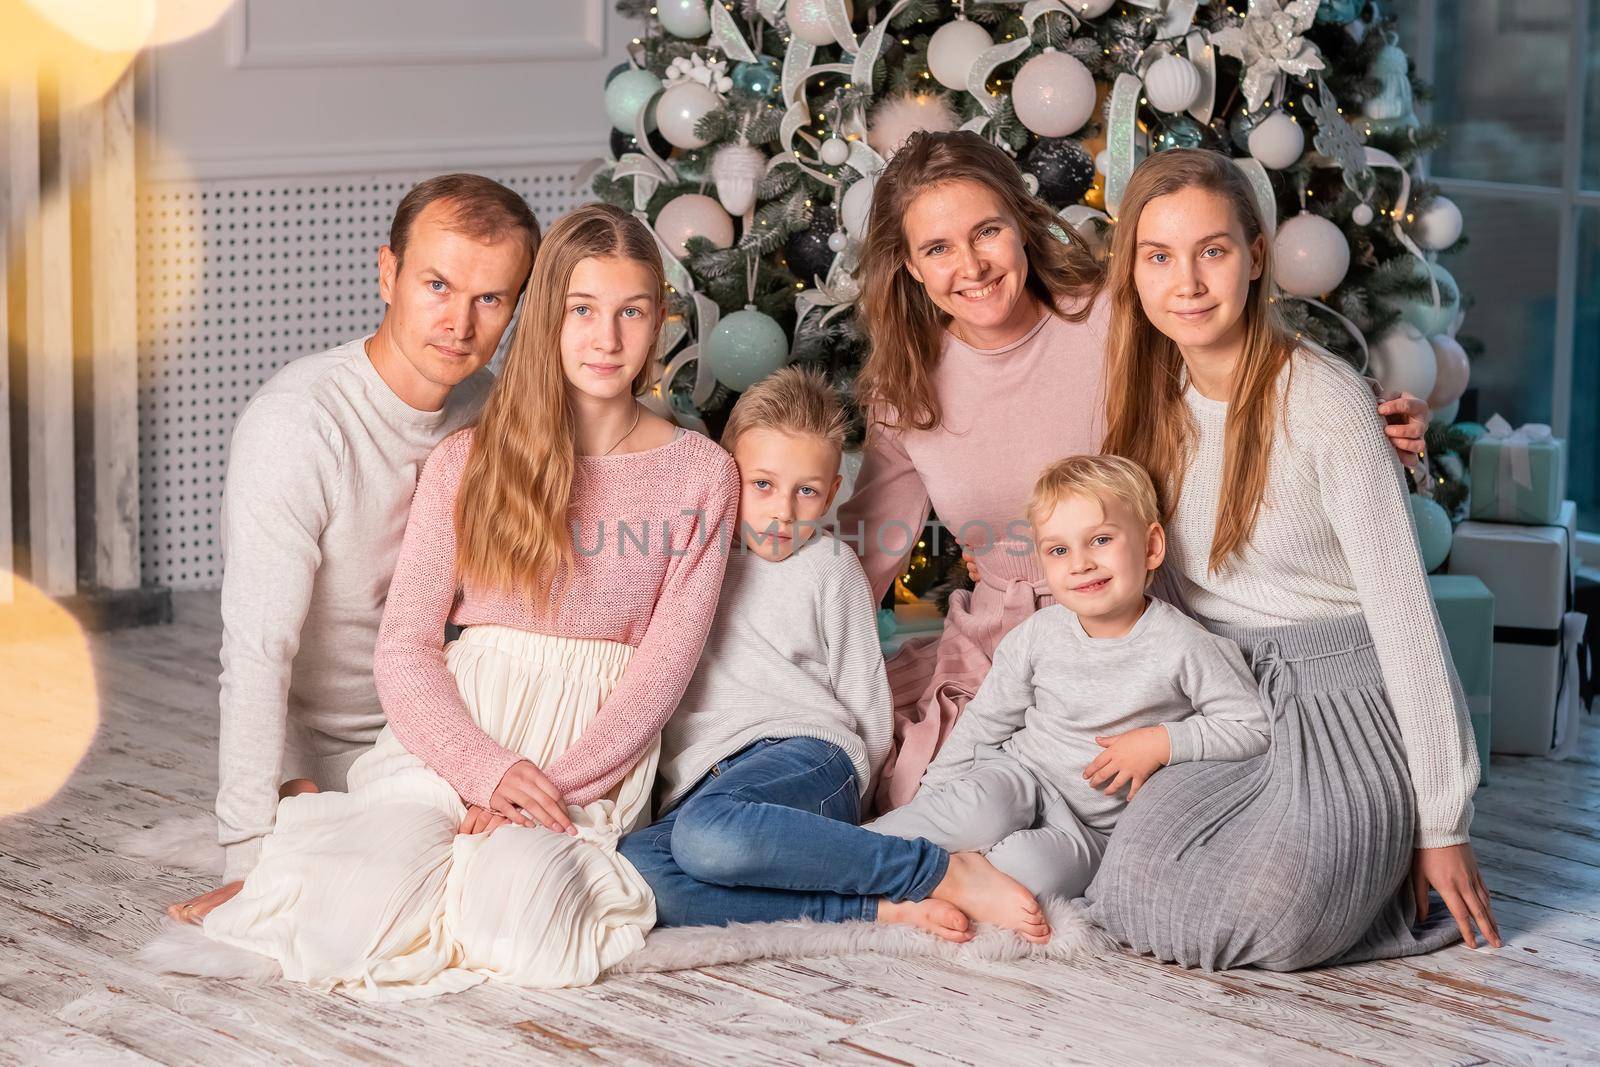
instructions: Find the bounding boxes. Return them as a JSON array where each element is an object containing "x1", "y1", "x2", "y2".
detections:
[{"x1": 202, "y1": 626, "x2": 659, "y2": 1001}]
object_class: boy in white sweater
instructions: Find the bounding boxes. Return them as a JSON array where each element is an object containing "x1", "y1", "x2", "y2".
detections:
[
  {"x1": 868, "y1": 455, "x2": 1272, "y2": 903},
  {"x1": 621, "y1": 368, "x2": 1047, "y2": 942}
]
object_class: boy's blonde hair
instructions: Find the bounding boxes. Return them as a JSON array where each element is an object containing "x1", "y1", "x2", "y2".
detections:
[
  {"x1": 720, "y1": 366, "x2": 849, "y2": 457},
  {"x1": 1028, "y1": 454, "x2": 1161, "y2": 529}
]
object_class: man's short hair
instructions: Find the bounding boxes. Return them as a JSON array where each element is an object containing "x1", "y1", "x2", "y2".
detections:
[
  {"x1": 389, "y1": 173, "x2": 541, "y2": 266},
  {"x1": 720, "y1": 366, "x2": 848, "y2": 458},
  {"x1": 1028, "y1": 454, "x2": 1160, "y2": 529}
]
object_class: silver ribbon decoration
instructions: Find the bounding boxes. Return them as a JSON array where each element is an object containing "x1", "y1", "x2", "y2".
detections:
[
  {"x1": 1124, "y1": 0, "x2": 1200, "y2": 37},
  {"x1": 824, "y1": 0, "x2": 858, "y2": 51},
  {"x1": 1104, "y1": 73, "x2": 1145, "y2": 215},
  {"x1": 711, "y1": 1, "x2": 759, "y2": 64},
  {"x1": 613, "y1": 152, "x2": 672, "y2": 212},
  {"x1": 1233, "y1": 156, "x2": 1277, "y2": 240},
  {"x1": 963, "y1": 1, "x2": 1080, "y2": 137},
  {"x1": 1185, "y1": 29, "x2": 1215, "y2": 124},
  {"x1": 1294, "y1": 296, "x2": 1371, "y2": 372},
  {"x1": 756, "y1": 0, "x2": 786, "y2": 22},
  {"x1": 1365, "y1": 146, "x2": 1440, "y2": 315}
]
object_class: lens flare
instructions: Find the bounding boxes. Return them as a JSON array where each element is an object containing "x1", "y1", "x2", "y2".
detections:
[{"x1": 0, "y1": 575, "x2": 100, "y2": 816}]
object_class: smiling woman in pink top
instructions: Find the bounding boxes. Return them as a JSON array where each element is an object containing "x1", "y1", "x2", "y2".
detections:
[
  {"x1": 840, "y1": 131, "x2": 1430, "y2": 813},
  {"x1": 191, "y1": 204, "x2": 739, "y2": 998}
]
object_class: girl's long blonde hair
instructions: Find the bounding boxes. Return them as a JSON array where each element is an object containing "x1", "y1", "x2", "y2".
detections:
[
  {"x1": 855, "y1": 130, "x2": 1103, "y2": 432},
  {"x1": 455, "y1": 203, "x2": 664, "y2": 596},
  {"x1": 1099, "y1": 148, "x2": 1296, "y2": 573}
]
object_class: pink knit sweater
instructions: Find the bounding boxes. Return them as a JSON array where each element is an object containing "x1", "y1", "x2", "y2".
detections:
[{"x1": 373, "y1": 427, "x2": 739, "y2": 809}]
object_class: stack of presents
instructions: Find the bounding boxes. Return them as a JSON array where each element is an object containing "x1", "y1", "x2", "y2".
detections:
[{"x1": 1432, "y1": 416, "x2": 1595, "y2": 783}]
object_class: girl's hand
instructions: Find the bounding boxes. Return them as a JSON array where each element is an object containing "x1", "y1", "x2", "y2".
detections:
[
  {"x1": 490, "y1": 760, "x2": 576, "y2": 836},
  {"x1": 1412, "y1": 843, "x2": 1502, "y2": 949},
  {"x1": 1083, "y1": 726, "x2": 1171, "y2": 800},
  {"x1": 459, "y1": 804, "x2": 510, "y2": 837},
  {"x1": 961, "y1": 548, "x2": 980, "y2": 584},
  {"x1": 1377, "y1": 390, "x2": 1430, "y2": 468}
]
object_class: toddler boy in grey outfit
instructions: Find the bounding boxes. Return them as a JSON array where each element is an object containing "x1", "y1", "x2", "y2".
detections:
[{"x1": 869, "y1": 455, "x2": 1270, "y2": 902}]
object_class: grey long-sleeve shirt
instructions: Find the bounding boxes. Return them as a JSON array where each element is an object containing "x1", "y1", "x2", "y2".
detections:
[
  {"x1": 921, "y1": 597, "x2": 1270, "y2": 832},
  {"x1": 215, "y1": 336, "x2": 490, "y2": 880},
  {"x1": 655, "y1": 533, "x2": 893, "y2": 815}
]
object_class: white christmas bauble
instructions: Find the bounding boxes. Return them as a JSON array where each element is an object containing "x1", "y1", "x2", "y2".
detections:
[
  {"x1": 656, "y1": 81, "x2": 720, "y2": 149},
  {"x1": 1411, "y1": 195, "x2": 1463, "y2": 251},
  {"x1": 1144, "y1": 53, "x2": 1202, "y2": 114},
  {"x1": 658, "y1": 0, "x2": 711, "y2": 38},
  {"x1": 1352, "y1": 202, "x2": 1375, "y2": 226},
  {"x1": 786, "y1": 0, "x2": 851, "y2": 47},
  {"x1": 1427, "y1": 333, "x2": 1470, "y2": 409},
  {"x1": 841, "y1": 175, "x2": 876, "y2": 238},
  {"x1": 1398, "y1": 261, "x2": 1460, "y2": 337},
  {"x1": 868, "y1": 92, "x2": 960, "y2": 158},
  {"x1": 704, "y1": 306, "x2": 792, "y2": 391},
  {"x1": 1369, "y1": 323, "x2": 1437, "y2": 401},
  {"x1": 1012, "y1": 49, "x2": 1096, "y2": 138},
  {"x1": 1247, "y1": 110, "x2": 1304, "y2": 170},
  {"x1": 1272, "y1": 213, "x2": 1350, "y2": 297},
  {"x1": 819, "y1": 136, "x2": 850, "y2": 166},
  {"x1": 927, "y1": 18, "x2": 992, "y2": 91},
  {"x1": 711, "y1": 143, "x2": 767, "y2": 217},
  {"x1": 1070, "y1": 0, "x2": 1116, "y2": 15},
  {"x1": 1094, "y1": 149, "x2": 1109, "y2": 174},
  {"x1": 605, "y1": 68, "x2": 661, "y2": 133},
  {"x1": 827, "y1": 230, "x2": 848, "y2": 252},
  {"x1": 655, "y1": 194, "x2": 735, "y2": 257}
]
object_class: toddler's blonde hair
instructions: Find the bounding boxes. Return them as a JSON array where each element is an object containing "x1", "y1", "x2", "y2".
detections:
[
  {"x1": 720, "y1": 366, "x2": 848, "y2": 458},
  {"x1": 1028, "y1": 454, "x2": 1161, "y2": 530}
]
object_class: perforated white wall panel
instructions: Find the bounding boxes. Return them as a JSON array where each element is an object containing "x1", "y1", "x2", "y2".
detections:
[{"x1": 137, "y1": 165, "x2": 584, "y2": 589}]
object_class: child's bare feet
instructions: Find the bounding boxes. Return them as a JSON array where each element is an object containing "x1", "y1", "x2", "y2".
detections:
[
  {"x1": 279, "y1": 778, "x2": 320, "y2": 798},
  {"x1": 931, "y1": 852, "x2": 1051, "y2": 943},
  {"x1": 167, "y1": 880, "x2": 244, "y2": 925},
  {"x1": 876, "y1": 898, "x2": 974, "y2": 943}
]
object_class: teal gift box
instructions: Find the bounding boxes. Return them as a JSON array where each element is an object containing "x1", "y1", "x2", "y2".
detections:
[
  {"x1": 1428, "y1": 574, "x2": 1494, "y2": 786},
  {"x1": 1469, "y1": 415, "x2": 1567, "y2": 525}
]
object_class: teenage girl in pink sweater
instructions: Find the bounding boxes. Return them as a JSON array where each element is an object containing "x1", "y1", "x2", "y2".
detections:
[{"x1": 193, "y1": 204, "x2": 738, "y2": 998}]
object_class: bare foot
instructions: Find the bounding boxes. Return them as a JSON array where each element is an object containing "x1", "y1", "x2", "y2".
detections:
[
  {"x1": 877, "y1": 898, "x2": 975, "y2": 943},
  {"x1": 279, "y1": 778, "x2": 320, "y2": 799},
  {"x1": 931, "y1": 852, "x2": 1051, "y2": 943},
  {"x1": 166, "y1": 880, "x2": 244, "y2": 926}
]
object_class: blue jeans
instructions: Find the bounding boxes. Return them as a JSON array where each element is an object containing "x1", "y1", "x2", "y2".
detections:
[{"x1": 620, "y1": 737, "x2": 949, "y2": 926}]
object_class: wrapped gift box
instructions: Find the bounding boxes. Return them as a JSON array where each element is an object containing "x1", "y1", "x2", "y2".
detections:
[
  {"x1": 1448, "y1": 501, "x2": 1583, "y2": 756},
  {"x1": 1468, "y1": 416, "x2": 1568, "y2": 525},
  {"x1": 1428, "y1": 575, "x2": 1493, "y2": 785}
]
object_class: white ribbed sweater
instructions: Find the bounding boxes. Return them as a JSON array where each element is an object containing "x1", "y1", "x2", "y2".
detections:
[{"x1": 1166, "y1": 352, "x2": 1478, "y2": 848}]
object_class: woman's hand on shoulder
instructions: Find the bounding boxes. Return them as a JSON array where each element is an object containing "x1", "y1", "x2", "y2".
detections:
[
  {"x1": 1376, "y1": 390, "x2": 1429, "y2": 469},
  {"x1": 1412, "y1": 842, "x2": 1502, "y2": 949}
]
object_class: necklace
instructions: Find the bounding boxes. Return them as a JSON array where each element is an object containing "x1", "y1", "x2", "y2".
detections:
[{"x1": 597, "y1": 403, "x2": 642, "y2": 457}]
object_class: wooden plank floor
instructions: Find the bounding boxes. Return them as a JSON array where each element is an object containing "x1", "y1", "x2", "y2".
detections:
[{"x1": 2, "y1": 590, "x2": 1597, "y2": 1066}]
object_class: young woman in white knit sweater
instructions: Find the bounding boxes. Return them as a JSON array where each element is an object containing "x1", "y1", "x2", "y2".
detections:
[{"x1": 1082, "y1": 149, "x2": 1501, "y2": 970}]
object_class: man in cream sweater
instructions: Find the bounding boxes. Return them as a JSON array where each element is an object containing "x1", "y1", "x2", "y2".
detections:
[{"x1": 169, "y1": 174, "x2": 538, "y2": 923}]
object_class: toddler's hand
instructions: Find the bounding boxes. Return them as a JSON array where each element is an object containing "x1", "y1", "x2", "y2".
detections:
[{"x1": 1084, "y1": 726, "x2": 1171, "y2": 800}]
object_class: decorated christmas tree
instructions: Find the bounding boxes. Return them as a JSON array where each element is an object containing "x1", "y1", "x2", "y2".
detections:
[{"x1": 592, "y1": 0, "x2": 1476, "y2": 583}]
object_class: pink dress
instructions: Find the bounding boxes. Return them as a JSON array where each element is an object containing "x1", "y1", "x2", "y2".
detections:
[{"x1": 837, "y1": 294, "x2": 1110, "y2": 812}]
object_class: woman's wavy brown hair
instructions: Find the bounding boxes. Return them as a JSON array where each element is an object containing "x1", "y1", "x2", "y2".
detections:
[
  {"x1": 1099, "y1": 148, "x2": 1295, "y2": 573},
  {"x1": 455, "y1": 203, "x2": 664, "y2": 597},
  {"x1": 855, "y1": 130, "x2": 1103, "y2": 432}
]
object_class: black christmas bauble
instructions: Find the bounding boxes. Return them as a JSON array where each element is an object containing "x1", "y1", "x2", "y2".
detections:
[
  {"x1": 785, "y1": 203, "x2": 839, "y2": 285},
  {"x1": 610, "y1": 125, "x2": 673, "y2": 160},
  {"x1": 1021, "y1": 137, "x2": 1096, "y2": 208}
]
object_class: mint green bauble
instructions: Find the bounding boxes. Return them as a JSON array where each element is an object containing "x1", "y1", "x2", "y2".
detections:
[
  {"x1": 1408, "y1": 494, "x2": 1453, "y2": 573},
  {"x1": 704, "y1": 306, "x2": 790, "y2": 391},
  {"x1": 605, "y1": 68, "x2": 661, "y2": 133},
  {"x1": 1396, "y1": 261, "x2": 1460, "y2": 337}
]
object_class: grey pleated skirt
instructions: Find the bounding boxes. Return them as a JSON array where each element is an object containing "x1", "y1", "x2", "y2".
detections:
[{"x1": 1083, "y1": 614, "x2": 1461, "y2": 971}]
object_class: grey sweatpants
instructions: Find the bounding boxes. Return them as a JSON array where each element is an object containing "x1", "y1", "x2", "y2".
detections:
[{"x1": 866, "y1": 749, "x2": 1109, "y2": 902}]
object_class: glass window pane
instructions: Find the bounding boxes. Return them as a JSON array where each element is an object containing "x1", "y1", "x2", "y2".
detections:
[
  {"x1": 1441, "y1": 192, "x2": 1559, "y2": 430},
  {"x1": 1570, "y1": 208, "x2": 1600, "y2": 531},
  {"x1": 1422, "y1": 1, "x2": 1571, "y2": 187},
  {"x1": 1586, "y1": 0, "x2": 1600, "y2": 190}
]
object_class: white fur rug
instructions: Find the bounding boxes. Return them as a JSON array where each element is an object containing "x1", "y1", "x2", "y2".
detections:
[{"x1": 124, "y1": 815, "x2": 1115, "y2": 981}]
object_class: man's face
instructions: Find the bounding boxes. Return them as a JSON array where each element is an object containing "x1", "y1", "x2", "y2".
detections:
[{"x1": 376, "y1": 200, "x2": 533, "y2": 392}]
